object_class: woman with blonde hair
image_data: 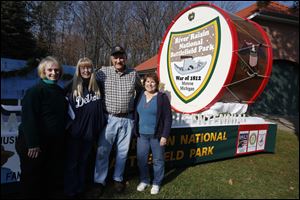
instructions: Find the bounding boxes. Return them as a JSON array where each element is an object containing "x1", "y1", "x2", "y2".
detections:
[
  {"x1": 16, "y1": 56, "x2": 67, "y2": 198},
  {"x1": 64, "y1": 57, "x2": 105, "y2": 198}
]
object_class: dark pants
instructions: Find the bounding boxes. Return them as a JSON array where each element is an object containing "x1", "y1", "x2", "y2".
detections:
[
  {"x1": 15, "y1": 133, "x2": 65, "y2": 198},
  {"x1": 64, "y1": 136, "x2": 93, "y2": 196}
]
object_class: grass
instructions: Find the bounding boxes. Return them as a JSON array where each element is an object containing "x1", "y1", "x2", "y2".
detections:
[{"x1": 85, "y1": 128, "x2": 299, "y2": 199}]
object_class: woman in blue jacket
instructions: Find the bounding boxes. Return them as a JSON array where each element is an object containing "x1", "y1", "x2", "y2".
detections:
[{"x1": 133, "y1": 73, "x2": 172, "y2": 195}]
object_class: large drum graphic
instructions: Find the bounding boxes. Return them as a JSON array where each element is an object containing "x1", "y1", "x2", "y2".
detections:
[{"x1": 158, "y1": 2, "x2": 272, "y2": 114}]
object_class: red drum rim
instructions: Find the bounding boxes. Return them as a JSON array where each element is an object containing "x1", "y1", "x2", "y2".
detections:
[{"x1": 244, "y1": 18, "x2": 273, "y2": 104}]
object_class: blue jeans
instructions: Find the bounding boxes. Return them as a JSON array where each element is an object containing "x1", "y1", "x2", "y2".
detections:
[
  {"x1": 137, "y1": 134, "x2": 165, "y2": 186},
  {"x1": 94, "y1": 114, "x2": 133, "y2": 185}
]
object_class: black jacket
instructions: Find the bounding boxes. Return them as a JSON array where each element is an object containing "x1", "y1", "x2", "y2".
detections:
[{"x1": 18, "y1": 80, "x2": 67, "y2": 148}]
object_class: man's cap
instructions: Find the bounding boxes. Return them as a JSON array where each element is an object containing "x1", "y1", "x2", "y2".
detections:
[{"x1": 111, "y1": 45, "x2": 126, "y2": 56}]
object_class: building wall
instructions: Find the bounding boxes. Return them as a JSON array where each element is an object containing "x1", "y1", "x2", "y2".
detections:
[
  {"x1": 255, "y1": 19, "x2": 299, "y2": 64},
  {"x1": 247, "y1": 18, "x2": 299, "y2": 116},
  {"x1": 249, "y1": 60, "x2": 299, "y2": 116}
]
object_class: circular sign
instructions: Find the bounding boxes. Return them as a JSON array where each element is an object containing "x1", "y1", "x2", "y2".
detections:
[{"x1": 158, "y1": 2, "x2": 272, "y2": 114}]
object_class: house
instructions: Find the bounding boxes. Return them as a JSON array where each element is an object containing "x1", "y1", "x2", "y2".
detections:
[
  {"x1": 135, "y1": 55, "x2": 158, "y2": 76},
  {"x1": 236, "y1": 1, "x2": 298, "y2": 63},
  {"x1": 236, "y1": 1, "x2": 299, "y2": 116},
  {"x1": 135, "y1": 1, "x2": 299, "y2": 116}
]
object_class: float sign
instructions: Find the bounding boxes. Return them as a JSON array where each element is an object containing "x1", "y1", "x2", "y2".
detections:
[{"x1": 158, "y1": 3, "x2": 236, "y2": 113}]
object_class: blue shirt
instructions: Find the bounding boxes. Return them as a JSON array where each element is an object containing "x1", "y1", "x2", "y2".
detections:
[{"x1": 137, "y1": 94, "x2": 157, "y2": 134}]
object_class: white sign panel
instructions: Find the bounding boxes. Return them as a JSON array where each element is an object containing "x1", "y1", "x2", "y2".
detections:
[{"x1": 158, "y1": 3, "x2": 235, "y2": 113}]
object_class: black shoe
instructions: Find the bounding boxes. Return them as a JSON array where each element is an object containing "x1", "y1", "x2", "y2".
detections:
[{"x1": 114, "y1": 181, "x2": 125, "y2": 193}]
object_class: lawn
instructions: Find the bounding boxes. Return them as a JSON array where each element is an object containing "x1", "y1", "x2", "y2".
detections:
[{"x1": 85, "y1": 128, "x2": 299, "y2": 199}]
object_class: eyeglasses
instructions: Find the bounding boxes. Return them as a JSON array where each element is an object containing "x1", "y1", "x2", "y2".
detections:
[{"x1": 79, "y1": 66, "x2": 93, "y2": 72}]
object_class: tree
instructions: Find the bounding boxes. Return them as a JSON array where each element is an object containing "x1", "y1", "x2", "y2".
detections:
[
  {"x1": 1, "y1": 1, "x2": 36, "y2": 59},
  {"x1": 212, "y1": 1, "x2": 242, "y2": 13},
  {"x1": 28, "y1": 1, "x2": 61, "y2": 57},
  {"x1": 129, "y1": 1, "x2": 188, "y2": 67}
]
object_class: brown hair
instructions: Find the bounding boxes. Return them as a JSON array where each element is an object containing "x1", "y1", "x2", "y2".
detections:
[{"x1": 143, "y1": 73, "x2": 159, "y2": 92}]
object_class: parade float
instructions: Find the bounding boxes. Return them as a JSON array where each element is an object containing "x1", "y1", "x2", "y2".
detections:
[{"x1": 155, "y1": 2, "x2": 276, "y2": 167}]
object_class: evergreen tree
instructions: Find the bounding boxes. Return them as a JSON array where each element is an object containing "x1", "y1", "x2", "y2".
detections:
[{"x1": 1, "y1": 1, "x2": 36, "y2": 59}]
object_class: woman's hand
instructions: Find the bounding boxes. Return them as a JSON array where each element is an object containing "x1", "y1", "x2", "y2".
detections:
[
  {"x1": 160, "y1": 137, "x2": 167, "y2": 146},
  {"x1": 27, "y1": 147, "x2": 41, "y2": 158}
]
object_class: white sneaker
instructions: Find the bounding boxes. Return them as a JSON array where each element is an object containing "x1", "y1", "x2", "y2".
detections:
[
  {"x1": 137, "y1": 182, "x2": 149, "y2": 192},
  {"x1": 150, "y1": 185, "x2": 160, "y2": 195}
]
